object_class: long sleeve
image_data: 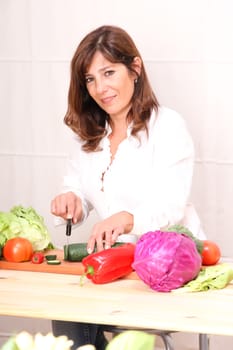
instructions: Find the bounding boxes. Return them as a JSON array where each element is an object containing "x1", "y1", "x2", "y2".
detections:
[{"x1": 55, "y1": 140, "x2": 94, "y2": 227}]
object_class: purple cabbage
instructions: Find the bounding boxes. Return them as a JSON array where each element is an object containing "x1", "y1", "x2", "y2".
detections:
[{"x1": 132, "y1": 230, "x2": 201, "y2": 292}]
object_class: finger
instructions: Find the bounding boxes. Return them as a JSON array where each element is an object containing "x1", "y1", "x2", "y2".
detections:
[
  {"x1": 104, "y1": 229, "x2": 113, "y2": 249},
  {"x1": 96, "y1": 232, "x2": 105, "y2": 252},
  {"x1": 51, "y1": 196, "x2": 67, "y2": 218},
  {"x1": 87, "y1": 236, "x2": 97, "y2": 254},
  {"x1": 64, "y1": 192, "x2": 82, "y2": 221},
  {"x1": 65, "y1": 195, "x2": 76, "y2": 219},
  {"x1": 89, "y1": 223, "x2": 105, "y2": 252},
  {"x1": 111, "y1": 225, "x2": 124, "y2": 243}
]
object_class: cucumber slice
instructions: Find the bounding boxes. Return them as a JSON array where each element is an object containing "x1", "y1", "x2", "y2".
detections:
[
  {"x1": 47, "y1": 260, "x2": 61, "y2": 265},
  {"x1": 45, "y1": 254, "x2": 57, "y2": 261}
]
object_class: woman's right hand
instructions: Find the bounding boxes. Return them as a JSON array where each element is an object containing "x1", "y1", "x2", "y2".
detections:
[{"x1": 51, "y1": 191, "x2": 83, "y2": 224}]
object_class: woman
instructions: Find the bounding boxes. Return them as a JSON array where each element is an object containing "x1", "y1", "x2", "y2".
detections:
[{"x1": 51, "y1": 25, "x2": 205, "y2": 349}]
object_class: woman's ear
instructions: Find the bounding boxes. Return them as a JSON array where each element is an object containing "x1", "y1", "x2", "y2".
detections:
[{"x1": 132, "y1": 56, "x2": 142, "y2": 77}]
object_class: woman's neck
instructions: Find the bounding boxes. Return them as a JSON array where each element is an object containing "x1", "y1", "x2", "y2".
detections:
[
  {"x1": 109, "y1": 113, "x2": 129, "y2": 136},
  {"x1": 107, "y1": 118, "x2": 128, "y2": 160}
]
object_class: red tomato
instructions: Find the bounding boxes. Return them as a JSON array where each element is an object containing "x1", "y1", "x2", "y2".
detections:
[
  {"x1": 31, "y1": 252, "x2": 44, "y2": 264},
  {"x1": 3, "y1": 237, "x2": 33, "y2": 262},
  {"x1": 201, "y1": 240, "x2": 221, "y2": 266}
]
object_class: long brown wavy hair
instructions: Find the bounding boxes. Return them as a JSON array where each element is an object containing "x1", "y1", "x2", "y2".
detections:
[{"x1": 64, "y1": 25, "x2": 159, "y2": 152}]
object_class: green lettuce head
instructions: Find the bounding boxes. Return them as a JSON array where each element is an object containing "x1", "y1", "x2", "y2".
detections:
[{"x1": 0, "y1": 205, "x2": 52, "y2": 250}]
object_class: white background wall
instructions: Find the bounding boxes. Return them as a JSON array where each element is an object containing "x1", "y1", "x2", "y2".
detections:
[{"x1": 0, "y1": 0, "x2": 233, "y2": 349}]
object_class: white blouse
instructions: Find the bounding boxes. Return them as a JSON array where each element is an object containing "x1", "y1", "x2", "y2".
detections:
[{"x1": 61, "y1": 107, "x2": 205, "y2": 239}]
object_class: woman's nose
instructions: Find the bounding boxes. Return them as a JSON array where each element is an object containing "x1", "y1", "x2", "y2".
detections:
[{"x1": 95, "y1": 78, "x2": 107, "y2": 94}]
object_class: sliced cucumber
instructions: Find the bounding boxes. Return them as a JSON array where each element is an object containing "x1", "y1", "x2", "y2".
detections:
[
  {"x1": 45, "y1": 254, "x2": 57, "y2": 261},
  {"x1": 47, "y1": 259, "x2": 61, "y2": 265}
]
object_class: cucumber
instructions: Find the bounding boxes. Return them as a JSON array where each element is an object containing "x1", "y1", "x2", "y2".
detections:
[
  {"x1": 47, "y1": 260, "x2": 61, "y2": 265},
  {"x1": 63, "y1": 242, "x2": 124, "y2": 262},
  {"x1": 45, "y1": 254, "x2": 57, "y2": 261}
]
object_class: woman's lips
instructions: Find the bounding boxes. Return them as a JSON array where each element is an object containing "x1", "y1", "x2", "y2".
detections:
[{"x1": 100, "y1": 95, "x2": 116, "y2": 105}]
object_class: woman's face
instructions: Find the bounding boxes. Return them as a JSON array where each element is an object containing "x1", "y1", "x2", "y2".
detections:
[{"x1": 85, "y1": 51, "x2": 136, "y2": 121}]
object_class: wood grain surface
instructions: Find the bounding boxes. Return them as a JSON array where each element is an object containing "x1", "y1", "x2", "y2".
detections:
[{"x1": 1, "y1": 268, "x2": 233, "y2": 336}]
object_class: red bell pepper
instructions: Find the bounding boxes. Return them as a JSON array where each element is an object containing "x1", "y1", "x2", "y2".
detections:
[
  {"x1": 31, "y1": 252, "x2": 44, "y2": 264},
  {"x1": 81, "y1": 243, "x2": 135, "y2": 284}
]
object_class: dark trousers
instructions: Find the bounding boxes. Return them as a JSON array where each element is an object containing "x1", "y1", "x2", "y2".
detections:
[{"x1": 52, "y1": 320, "x2": 108, "y2": 350}]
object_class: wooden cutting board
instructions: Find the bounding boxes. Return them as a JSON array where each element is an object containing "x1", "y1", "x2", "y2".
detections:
[
  {"x1": 0, "y1": 249, "x2": 138, "y2": 280},
  {"x1": 0, "y1": 249, "x2": 83, "y2": 275}
]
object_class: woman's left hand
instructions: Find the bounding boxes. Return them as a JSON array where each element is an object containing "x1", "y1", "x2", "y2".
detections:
[{"x1": 87, "y1": 211, "x2": 134, "y2": 253}]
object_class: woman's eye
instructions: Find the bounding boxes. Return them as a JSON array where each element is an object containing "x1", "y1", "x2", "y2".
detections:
[
  {"x1": 85, "y1": 76, "x2": 93, "y2": 84},
  {"x1": 105, "y1": 70, "x2": 114, "y2": 77}
]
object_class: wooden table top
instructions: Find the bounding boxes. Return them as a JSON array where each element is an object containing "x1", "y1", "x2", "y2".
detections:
[{"x1": 1, "y1": 268, "x2": 233, "y2": 336}]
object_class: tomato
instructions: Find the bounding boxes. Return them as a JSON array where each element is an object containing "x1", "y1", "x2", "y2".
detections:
[
  {"x1": 3, "y1": 237, "x2": 33, "y2": 262},
  {"x1": 31, "y1": 252, "x2": 44, "y2": 264},
  {"x1": 201, "y1": 240, "x2": 221, "y2": 266}
]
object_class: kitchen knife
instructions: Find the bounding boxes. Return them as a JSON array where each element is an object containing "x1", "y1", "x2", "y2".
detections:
[{"x1": 66, "y1": 218, "x2": 72, "y2": 245}]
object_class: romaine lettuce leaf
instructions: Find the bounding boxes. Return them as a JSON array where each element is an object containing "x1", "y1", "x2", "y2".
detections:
[{"x1": 173, "y1": 263, "x2": 233, "y2": 292}]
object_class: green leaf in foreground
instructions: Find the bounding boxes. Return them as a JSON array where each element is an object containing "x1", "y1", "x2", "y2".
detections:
[
  {"x1": 172, "y1": 263, "x2": 233, "y2": 293},
  {"x1": 0, "y1": 336, "x2": 19, "y2": 350},
  {"x1": 106, "y1": 330, "x2": 155, "y2": 350}
]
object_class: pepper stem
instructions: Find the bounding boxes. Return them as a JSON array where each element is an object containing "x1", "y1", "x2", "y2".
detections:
[{"x1": 79, "y1": 265, "x2": 95, "y2": 286}]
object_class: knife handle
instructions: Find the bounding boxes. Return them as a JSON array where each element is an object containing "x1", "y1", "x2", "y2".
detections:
[{"x1": 66, "y1": 218, "x2": 72, "y2": 236}]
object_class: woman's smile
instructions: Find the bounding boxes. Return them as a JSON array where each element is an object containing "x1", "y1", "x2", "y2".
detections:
[{"x1": 100, "y1": 95, "x2": 116, "y2": 105}]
